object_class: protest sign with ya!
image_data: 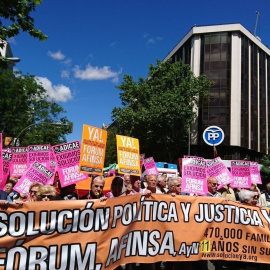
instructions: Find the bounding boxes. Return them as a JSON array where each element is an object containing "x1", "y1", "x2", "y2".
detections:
[
  {"x1": 116, "y1": 135, "x2": 140, "y2": 176},
  {"x1": 0, "y1": 195, "x2": 269, "y2": 269},
  {"x1": 79, "y1": 124, "x2": 107, "y2": 175}
]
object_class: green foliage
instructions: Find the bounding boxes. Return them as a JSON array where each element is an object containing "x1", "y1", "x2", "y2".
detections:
[
  {"x1": 0, "y1": 0, "x2": 48, "y2": 42},
  {"x1": 260, "y1": 154, "x2": 270, "y2": 180},
  {"x1": 0, "y1": 70, "x2": 72, "y2": 146},
  {"x1": 112, "y1": 59, "x2": 213, "y2": 162},
  {"x1": 104, "y1": 126, "x2": 117, "y2": 166}
]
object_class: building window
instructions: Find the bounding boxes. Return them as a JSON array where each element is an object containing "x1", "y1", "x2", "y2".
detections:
[{"x1": 200, "y1": 32, "x2": 231, "y2": 145}]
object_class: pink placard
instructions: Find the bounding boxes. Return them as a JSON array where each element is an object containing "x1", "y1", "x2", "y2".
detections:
[
  {"x1": 1, "y1": 149, "x2": 12, "y2": 190},
  {"x1": 27, "y1": 144, "x2": 50, "y2": 169},
  {"x1": 0, "y1": 134, "x2": 2, "y2": 186},
  {"x1": 53, "y1": 141, "x2": 88, "y2": 187},
  {"x1": 143, "y1": 157, "x2": 159, "y2": 175},
  {"x1": 230, "y1": 161, "x2": 251, "y2": 189},
  {"x1": 108, "y1": 169, "x2": 115, "y2": 176},
  {"x1": 207, "y1": 157, "x2": 234, "y2": 189},
  {"x1": 183, "y1": 155, "x2": 204, "y2": 160},
  {"x1": 10, "y1": 147, "x2": 28, "y2": 177},
  {"x1": 250, "y1": 161, "x2": 262, "y2": 184},
  {"x1": 181, "y1": 156, "x2": 207, "y2": 196},
  {"x1": 46, "y1": 148, "x2": 57, "y2": 185},
  {"x1": 14, "y1": 162, "x2": 54, "y2": 194}
]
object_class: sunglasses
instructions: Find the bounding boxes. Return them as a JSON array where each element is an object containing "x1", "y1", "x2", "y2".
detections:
[
  {"x1": 211, "y1": 183, "x2": 218, "y2": 186},
  {"x1": 41, "y1": 194, "x2": 54, "y2": 199},
  {"x1": 172, "y1": 185, "x2": 180, "y2": 187},
  {"x1": 253, "y1": 195, "x2": 259, "y2": 199},
  {"x1": 30, "y1": 190, "x2": 37, "y2": 195}
]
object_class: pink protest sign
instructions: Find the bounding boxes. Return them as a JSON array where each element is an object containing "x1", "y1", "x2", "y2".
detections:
[
  {"x1": 183, "y1": 155, "x2": 204, "y2": 160},
  {"x1": 27, "y1": 144, "x2": 50, "y2": 168},
  {"x1": 230, "y1": 161, "x2": 251, "y2": 188},
  {"x1": 14, "y1": 162, "x2": 54, "y2": 194},
  {"x1": 250, "y1": 161, "x2": 262, "y2": 184},
  {"x1": 143, "y1": 157, "x2": 159, "y2": 175},
  {"x1": 10, "y1": 147, "x2": 28, "y2": 177},
  {"x1": 1, "y1": 149, "x2": 12, "y2": 189},
  {"x1": 0, "y1": 134, "x2": 2, "y2": 187},
  {"x1": 181, "y1": 156, "x2": 207, "y2": 196},
  {"x1": 53, "y1": 141, "x2": 88, "y2": 187},
  {"x1": 207, "y1": 157, "x2": 234, "y2": 189},
  {"x1": 46, "y1": 148, "x2": 57, "y2": 185}
]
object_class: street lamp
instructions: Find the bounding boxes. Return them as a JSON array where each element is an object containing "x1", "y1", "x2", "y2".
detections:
[
  {"x1": 8, "y1": 121, "x2": 71, "y2": 147},
  {"x1": 6, "y1": 57, "x2": 20, "y2": 63}
]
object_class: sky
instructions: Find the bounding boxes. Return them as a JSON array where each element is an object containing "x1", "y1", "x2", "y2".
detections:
[{"x1": 8, "y1": 0, "x2": 270, "y2": 143}]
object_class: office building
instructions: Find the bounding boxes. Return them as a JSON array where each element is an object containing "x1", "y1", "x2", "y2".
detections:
[{"x1": 164, "y1": 23, "x2": 270, "y2": 160}]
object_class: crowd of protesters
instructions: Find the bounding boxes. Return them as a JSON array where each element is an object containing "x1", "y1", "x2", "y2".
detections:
[{"x1": 1, "y1": 170, "x2": 270, "y2": 270}]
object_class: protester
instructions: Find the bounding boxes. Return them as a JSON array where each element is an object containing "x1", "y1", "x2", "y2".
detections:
[
  {"x1": 218, "y1": 184, "x2": 236, "y2": 201},
  {"x1": 4, "y1": 179, "x2": 19, "y2": 202},
  {"x1": 258, "y1": 182, "x2": 270, "y2": 207},
  {"x1": 36, "y1": 185, "x2": 57, "y2": 201},
  {"x1": 123, "y1": 174, "x2": 131, "y2": 186},
  {"x1": 156, "y1": 174, "x2": 168, "y2": 194},
  {"x1": 55, "y1": 183, "x2": 78, "y2": 200},
  {"x1": 207, "y1": 177, "x2": 220, "y2": 197},
  {"x1": 238, "y1": 189, "x2": 259, "y2": 206},
  {"x1": 106, "y1": 176, "x2": 125, "y2": 198},
  {"x1": 0, "y1": 189, "x2": 8, "y2": 205},
  {"x1": 167, "y1": 177, "x2": 189, "y2": 196},
  {"x1": 126, "y1": 175, "x2": 144, "y2": 195},
  {"x1": 81, "y1": 175, "x2": 106, "y2": 200},
  {"x1": 27, "y1": 182, "x2": 43, "y2": 202},
  {"x1": 142, "y1": 174, "x2": 162, "y2": 195},
  {"x1": 234, "y1": 187, "x2": 241, "y2": 202}
]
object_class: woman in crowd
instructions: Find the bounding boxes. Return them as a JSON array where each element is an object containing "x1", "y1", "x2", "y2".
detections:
[
  {"x1": 27, "y1": 182, "x2": 43, "y2": 202},
  {"x1": 37, "y1": 185, "x2": 57, "y2": 201},
  {"x1": 106, "y1": 176, "x2": 125, "y2": 198},
  {"x1": 238, "y1": 189, "x2": 259, "y2": 206}
]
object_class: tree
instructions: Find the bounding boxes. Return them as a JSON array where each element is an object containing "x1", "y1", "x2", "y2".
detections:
[
  {"x1": 0, "y1": 0, "x2": 47, "y2": 41},
  {"x1": 111, "y1": 60, "x2": 213, "y2": 163},
  {"x1": 260, "y1": 154, "x2": 270, "y2": 185},
  {"x1": 104, "y1": 126, "x2": 117, "y2": 166},
  {"x1": 0, "y1": 70, "x2": 72, "y2": 146},
  {"x1": 0, "y1": 0, "x2": 48, "y2": 66}
]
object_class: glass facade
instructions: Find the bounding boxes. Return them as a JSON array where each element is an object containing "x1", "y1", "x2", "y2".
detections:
[
  {"x1": 250, "y1": 43, "x2": 258, "y2": 150},
  {"x1": 173, "y1": 39, "x2": 191, "y2": 65},
  {"x1": 168, "y1": 26, "x2": 270, "y2": 156},
  {"x1": 268, "y1": 57, "x2": 270, "y2": 149},
  {"x1": 259, "y1": 50, "x2": 266, "y2": 152},
  {"x1": 241, "y1": 36, "x2": 249, "y2": 148},
  {"x1": 200, "y1": 32, "x2": 231, "y2": 145}
]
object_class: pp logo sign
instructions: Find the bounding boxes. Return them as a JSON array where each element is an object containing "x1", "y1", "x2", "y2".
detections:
[{"x1": 203, "y1": 126, "x2": 224, "y2": 146}]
